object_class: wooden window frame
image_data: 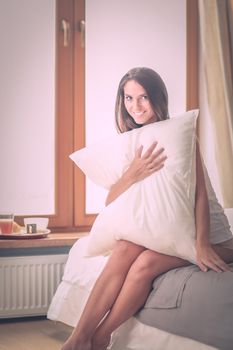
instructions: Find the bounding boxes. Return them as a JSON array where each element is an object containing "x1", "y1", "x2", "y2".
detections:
[{"x1": 51, "y1": 0, "x2": 75, "y2": 229}]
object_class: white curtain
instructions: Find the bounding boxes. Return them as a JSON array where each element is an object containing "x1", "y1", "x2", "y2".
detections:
[{"x1": 199, "y1": 0, "x2": 233, "y2": 208}]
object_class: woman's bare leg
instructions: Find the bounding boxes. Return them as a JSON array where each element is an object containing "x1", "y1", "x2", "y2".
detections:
[
  {"x1": 92, "y1": 250, "x2": 190, "y2": 350},
  {"x1": 61, "y1": 241, "x2": 145, "y2": 350},
  {"x1": 92, "y1": 246, "x2": 233, "y2": 350}
]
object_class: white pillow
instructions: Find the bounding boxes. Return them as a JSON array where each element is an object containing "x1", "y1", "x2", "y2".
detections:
[{"x1": 70, "y1": 110, "x2": 199, "y2": 263}]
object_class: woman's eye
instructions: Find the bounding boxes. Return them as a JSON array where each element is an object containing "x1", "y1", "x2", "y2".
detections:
[
  {"x1": 141, "y1": 95, "x2": 148, "y2": 100},
  {"x1": 125, "y1": 96, "x2": 132, "y2": 101}
]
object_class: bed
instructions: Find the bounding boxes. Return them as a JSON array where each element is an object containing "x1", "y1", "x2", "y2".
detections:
[
  {"x1": 47, "y1": 211, "x2": 233, "y2": 350},
  {"x1": 47, "y1": 109, "x2": 233, "y2": 349}
]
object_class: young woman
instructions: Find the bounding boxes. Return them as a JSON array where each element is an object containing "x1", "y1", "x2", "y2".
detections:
[{"x1": 62, "y1": 67, "x2": 233, "y2": 350}]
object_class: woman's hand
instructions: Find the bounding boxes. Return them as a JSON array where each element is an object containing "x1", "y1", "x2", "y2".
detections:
[
  {"x1": 196, "y1": 240, "x2": 231, "y2": 272},
  {"x1": 123, "y1": 141, "x2": 167, "y2": 184},
  {"x1": 105, "y1": 141, "x2": 166, "y2": 205}
]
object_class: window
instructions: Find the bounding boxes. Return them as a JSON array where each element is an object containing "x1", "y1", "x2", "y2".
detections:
[{"x1": 0, "y1": 0, "x2": 198, "y2": 231}]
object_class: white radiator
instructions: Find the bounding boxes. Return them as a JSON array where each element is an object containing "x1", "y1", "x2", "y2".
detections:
[{"x1": 0, "y1": 254, "x2": 67, "y2": 318}]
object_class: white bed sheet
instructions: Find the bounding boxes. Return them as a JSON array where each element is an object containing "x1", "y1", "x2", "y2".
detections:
[{"x1": 47, "y1": 237, "x2": 218, "y2": 350}]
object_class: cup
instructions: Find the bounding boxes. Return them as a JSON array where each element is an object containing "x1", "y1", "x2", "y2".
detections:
[
  {"x1": 24, "y1": 217, "x2": 49, "y2": 232},
  {"x1": 0, "y1": 213, "x2": 14, "y2": 234}
]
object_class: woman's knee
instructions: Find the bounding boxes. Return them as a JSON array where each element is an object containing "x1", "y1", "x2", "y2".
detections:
[
  {"x1": 112, "y1": 240, "x2": 145, "y2": 259},
  {"x1": 105, "y1": 241, "x2": 145, "y2": 275},
  {"x1": 128, "y1": 250, "x2": 189, "y2": 281},
  {"x1": 128, "y1": 250, "x2": 163, "y2": 281}
]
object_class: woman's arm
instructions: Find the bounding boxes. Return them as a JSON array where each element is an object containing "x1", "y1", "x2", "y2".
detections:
[
  {"x1": 106, "y1": 142, "x2": 166, "y2": 205},
  {"x1": 195, "y1": 142, "x2": 210, "y2": 246},
  {"x1": 195, "y1": 142, "x2": 230, "y2": 272}
]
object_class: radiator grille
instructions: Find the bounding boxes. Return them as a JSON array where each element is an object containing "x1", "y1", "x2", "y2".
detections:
[{"x1": 0, "y1": 255, "x2": 67, "y2": 318}]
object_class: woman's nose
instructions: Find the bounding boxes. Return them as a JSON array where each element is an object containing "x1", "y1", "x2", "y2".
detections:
[{"x1": 132, "y1": 99, "x2": 141, "y2": 110}]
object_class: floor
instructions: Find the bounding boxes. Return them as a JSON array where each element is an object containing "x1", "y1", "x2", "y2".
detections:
[{"x1": 0, "y1": 317, "x2": 73, "y2": 350}]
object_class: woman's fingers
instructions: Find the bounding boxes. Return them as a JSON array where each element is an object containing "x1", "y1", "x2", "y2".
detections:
[
  {"x1": 138, "y1": 142, "x2": 166, "y2": 165},
  {"x1": 196, "y1": 242, "x2": 231, "y2": 273},
  {"x1": 151, "y1": 153, "x2": 167, "y2": 166},
  {"x1": 198, "y1": 255, "x2": 230, "y2": 273},
  {"x1": 147, "y1": 156, "x2": 167, "y2": 172},
  {"x1": 208, "y1": 258, "x2": 230, "y2": 272},
  {"x1": 135, "y1": 145, "x2": 144, "y2": 158},
  {"x1": 197, "y1": 261, "x2": 208, "y2": 272},
  {"x1": 141, "y1": 142, "x2": 158, "y2": 158},
  {"x1": 130, "y1": 142, "x2": 167, "y2": 182}
]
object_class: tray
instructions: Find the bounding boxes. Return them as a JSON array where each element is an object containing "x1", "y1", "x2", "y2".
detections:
[{"x1": 0, "y1": 229, "x2": 50, "y2": 239}]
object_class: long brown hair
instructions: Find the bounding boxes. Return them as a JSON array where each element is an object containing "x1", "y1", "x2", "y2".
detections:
[{"x1": 115, "y1": 67, "x2": 169, "y2": 133}]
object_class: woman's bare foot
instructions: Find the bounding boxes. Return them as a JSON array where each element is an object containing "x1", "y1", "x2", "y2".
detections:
[{"x1": 61, "y1": 333, "x2": 92, "y2": 350}]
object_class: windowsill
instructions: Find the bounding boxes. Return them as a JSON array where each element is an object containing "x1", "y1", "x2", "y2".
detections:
[{"x1": 0, "y1": 232, "x2": 89, "y2": 249}]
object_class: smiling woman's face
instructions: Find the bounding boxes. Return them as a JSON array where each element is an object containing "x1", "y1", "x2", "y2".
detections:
[{"x1": 123, "y1": 80, "x2": 157, "y2": 126}]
